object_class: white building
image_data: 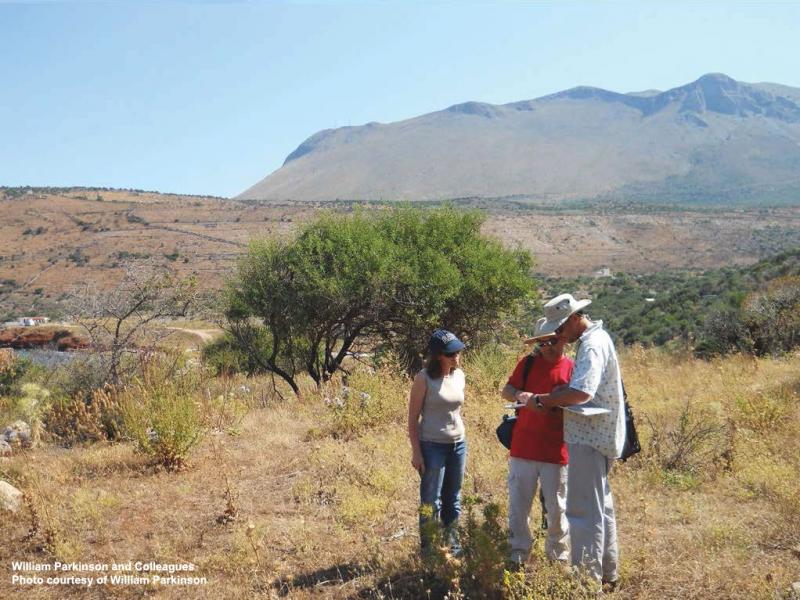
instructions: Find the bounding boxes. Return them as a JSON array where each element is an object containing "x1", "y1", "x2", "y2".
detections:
[
  {"x1": 594, "y1": 267, "x2": 612, "y2": 278},
  {"x1": 20, "y1": 316, "x2": 50, "y2": 327}
]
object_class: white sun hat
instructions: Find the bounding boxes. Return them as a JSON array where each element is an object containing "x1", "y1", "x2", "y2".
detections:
[
  {"x1": 524, "y1": 317, "x2": 558, "y2": 344},
  {"x1": 536, "y1": 293, "x2": 592, "y2": 337}
]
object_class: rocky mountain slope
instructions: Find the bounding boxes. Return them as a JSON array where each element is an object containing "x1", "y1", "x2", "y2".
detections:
[{"x1": 239, "y1": 74, "x2": 800, "y2": 204}]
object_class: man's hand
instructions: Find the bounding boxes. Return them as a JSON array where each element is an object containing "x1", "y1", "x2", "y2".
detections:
[
  {"x1": 517, "y1": 391, "x2": 544, "y2": 412},
  {"x1": 514, "y1": 391, "x2": 534, "y2": 404}
]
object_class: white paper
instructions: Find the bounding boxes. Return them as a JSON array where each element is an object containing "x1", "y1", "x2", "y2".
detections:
[
  {"x1": 563, "y1": 402, "x2": 611, "y2": 416},
  {"x1": 503, "y1": 403, "x2": 527, "y2": 410}
]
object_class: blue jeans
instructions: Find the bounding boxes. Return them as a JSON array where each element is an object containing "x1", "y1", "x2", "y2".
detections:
[{"x1": 419, "y1": 439, "x2": 467, "y2": 551}]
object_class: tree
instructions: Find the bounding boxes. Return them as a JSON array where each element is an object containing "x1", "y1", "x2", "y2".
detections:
[
  {"x1": 223, "y1": 207, "x2": 534, "y2": 396},
  {"x1": 67, "y1": 262, "x2": 198, "y2": 386}
]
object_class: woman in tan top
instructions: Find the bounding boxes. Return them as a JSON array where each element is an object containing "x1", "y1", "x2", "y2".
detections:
[{"x1": 408, "y1": 329, "x2": 467, "y2": 556}]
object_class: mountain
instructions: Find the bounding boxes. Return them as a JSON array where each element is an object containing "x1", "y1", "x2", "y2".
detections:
[{"x1": 238, "y1": 74, "x2": 800, "y2": 204}]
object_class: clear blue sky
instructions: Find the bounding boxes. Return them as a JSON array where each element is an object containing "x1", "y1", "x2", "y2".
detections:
[{"x1": 2, "y1": 0, "x2": 799, "y2": 197}]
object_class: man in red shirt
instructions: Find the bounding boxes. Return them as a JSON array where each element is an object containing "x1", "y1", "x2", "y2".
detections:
[{"x1": 501, "y1": 318, "x2": 573, "y2": 565}]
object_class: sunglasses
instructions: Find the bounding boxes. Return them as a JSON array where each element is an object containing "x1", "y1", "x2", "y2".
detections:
[{"x1": 539, "y1": 338, "x2": 559, "y2": 348}]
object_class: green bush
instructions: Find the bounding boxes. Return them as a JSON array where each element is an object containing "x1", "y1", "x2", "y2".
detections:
[
  {"x1": 416, "y1": 495, "x2": 596, "y2": 599},
  {"x1": 224, "y1": 206, "x2": 534, "y2": 395},
  {"x1": 119, "y1": 363, "x2": 208, "y2": 470},
  {"x1": 47, "y1": 355, "x2": 108, "y2": 402}
]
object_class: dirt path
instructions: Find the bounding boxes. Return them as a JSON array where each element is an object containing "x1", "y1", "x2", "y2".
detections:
[{"x1": 166, "y1": 327, "x2": 222, "y2": 343}]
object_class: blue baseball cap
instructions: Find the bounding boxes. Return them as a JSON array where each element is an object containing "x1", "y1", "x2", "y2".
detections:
[{"x1": 428, "y1": 329, "x2": 466, "y2": 354}]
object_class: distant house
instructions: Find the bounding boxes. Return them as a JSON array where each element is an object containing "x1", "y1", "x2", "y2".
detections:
[
  {"x1": 594, "y1": 267, "x2": 612, "y2": 278},
  {"x1": 20, "y1": 316, "x2": 50, "y2": 327}
]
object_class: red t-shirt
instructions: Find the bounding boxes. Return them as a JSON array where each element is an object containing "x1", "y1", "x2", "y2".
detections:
[{"x1": 507, "y1": 354, "x2": 573, "y2": 464}]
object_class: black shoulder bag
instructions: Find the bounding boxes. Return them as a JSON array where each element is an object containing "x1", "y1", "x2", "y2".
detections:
[
  {"x1": 620, "y1": 381, "x2": 642, "y2": 462},
  {"x1": 495, "y1": 354, "x2": 535, "y2": 449}
]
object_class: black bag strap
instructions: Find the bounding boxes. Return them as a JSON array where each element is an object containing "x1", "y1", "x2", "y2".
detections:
[
  {"x1": 521, "y1": 354, "x2": 535, "y2": 391},
  {"x1": 510, "y1": 354, "x2": 536, "y2": 418}
]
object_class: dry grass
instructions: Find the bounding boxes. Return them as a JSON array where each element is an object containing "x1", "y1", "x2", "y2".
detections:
[{"x1": 1, "y1": 345, "x2": 799, "y2": 598}]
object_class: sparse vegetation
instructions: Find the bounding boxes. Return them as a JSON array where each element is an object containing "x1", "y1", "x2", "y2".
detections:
[
  {"x1": 22, "y1": 226, "x2": 47, "y2": 236},
  {"x1": 1, "y1": 336, "x2": 799, "y2": 598},
  {"x1": 2, "y1": 187, "x2": 800, "y2": 598},
  {"x1": 66, "y1": 247, "x2": 89, "y2": 266},
  {"x1": 126, "y1": 212, "x2": 148, "y2": 225}
]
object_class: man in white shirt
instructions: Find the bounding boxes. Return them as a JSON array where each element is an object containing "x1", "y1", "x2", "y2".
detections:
[{"x1": 524, "y1": 294, "x2": 625, "y2": 589}]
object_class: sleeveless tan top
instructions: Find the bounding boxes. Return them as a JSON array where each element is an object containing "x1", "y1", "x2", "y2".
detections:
[{"x1": 418, "y1": 368, "x2": 465, "y2": 443}]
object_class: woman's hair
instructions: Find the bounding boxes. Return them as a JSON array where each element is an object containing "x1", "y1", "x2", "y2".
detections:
[{"x1": 425, "y1": 352, "x2": 445, "y2": 380}]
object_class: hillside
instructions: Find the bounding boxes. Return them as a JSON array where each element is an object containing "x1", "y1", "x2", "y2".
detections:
[
  {"x1": 2, "y1": 188, "x2": 800, "y2": 321},
  {"x1": 545, "y1": 248, "x2": 800, "y2": 346},
  {"x1": 238, "y1": 74, "x2": 800, "y2": 205}
]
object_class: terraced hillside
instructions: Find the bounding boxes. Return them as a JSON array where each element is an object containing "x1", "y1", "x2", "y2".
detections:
[{"x1": 1, "y1": 187, "x2": 799, "y2": 320}]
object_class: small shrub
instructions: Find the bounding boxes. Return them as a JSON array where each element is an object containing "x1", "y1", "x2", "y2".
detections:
[
  {"x1": 420, "y1": 497, "x2": 511, "y2": 600},
  {"x1": 22, "y1": 226, "x2": 47, "y2": 236},
  {"x1": 459, "y1": 498, "x2": 509, "y2": 599},
  {"x1": 734, "y1": 388, "x2": 790, "y2": 434},
  {"x1": 0, "y1": 349, "x2": 29, "y2": 396},
  {"x1": 119, "y1": 364, "x2": 208, "y2": 470},
  {"x1": 695, "y1": 308, "x2": 753, "y2": 358},
  {"x1": 503, "y1": 552, "x2": 597, "y2": 599},
  {"x1": 67, "y1": 248, "x2": 89, "y2": 266},
  {"x1": 413, "y1": 495, "x2": 596, "y2": 599},
  {"x1": 48, "y1": 355, "x2": 108, "y2": 402},
  {"x1": 203, "y1": 385, "x2": 249, "y2": 434},
  {"x1": 645, "y1": 400, "x2": 729, "y2": 475},
  {"x1": 46, "y1": 386, "x2": 123, "y2": 446},
  {"x1": 126, "y1": 213, "x2": 147, "y2": 225}
]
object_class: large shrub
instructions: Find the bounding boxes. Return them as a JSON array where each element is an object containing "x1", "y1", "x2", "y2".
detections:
[
  {"x1": 696, "y1": 276, "x2": 800, "y2": 358},
  {"x1": 742, "y1": 275, "x2": 800, "y2": 355},
  {"x1": 223, "y1": 207, "x2": 534, "y2": 395}
]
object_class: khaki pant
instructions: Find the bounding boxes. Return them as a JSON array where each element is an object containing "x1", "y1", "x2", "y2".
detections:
[
  {"x1": 566, "y1": 443, "x2": 619, "y2": 583},
  {"x1": 507, "y1": 457, "x2": 569, "y2": 562}
]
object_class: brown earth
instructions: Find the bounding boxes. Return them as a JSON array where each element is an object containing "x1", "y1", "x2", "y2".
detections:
[
  {"x1": 1, "y1": 188, "x2": 799, "y2": 318},
  {"x1": 0, "y1": 326, "x2": 88, "y2": 351}
]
